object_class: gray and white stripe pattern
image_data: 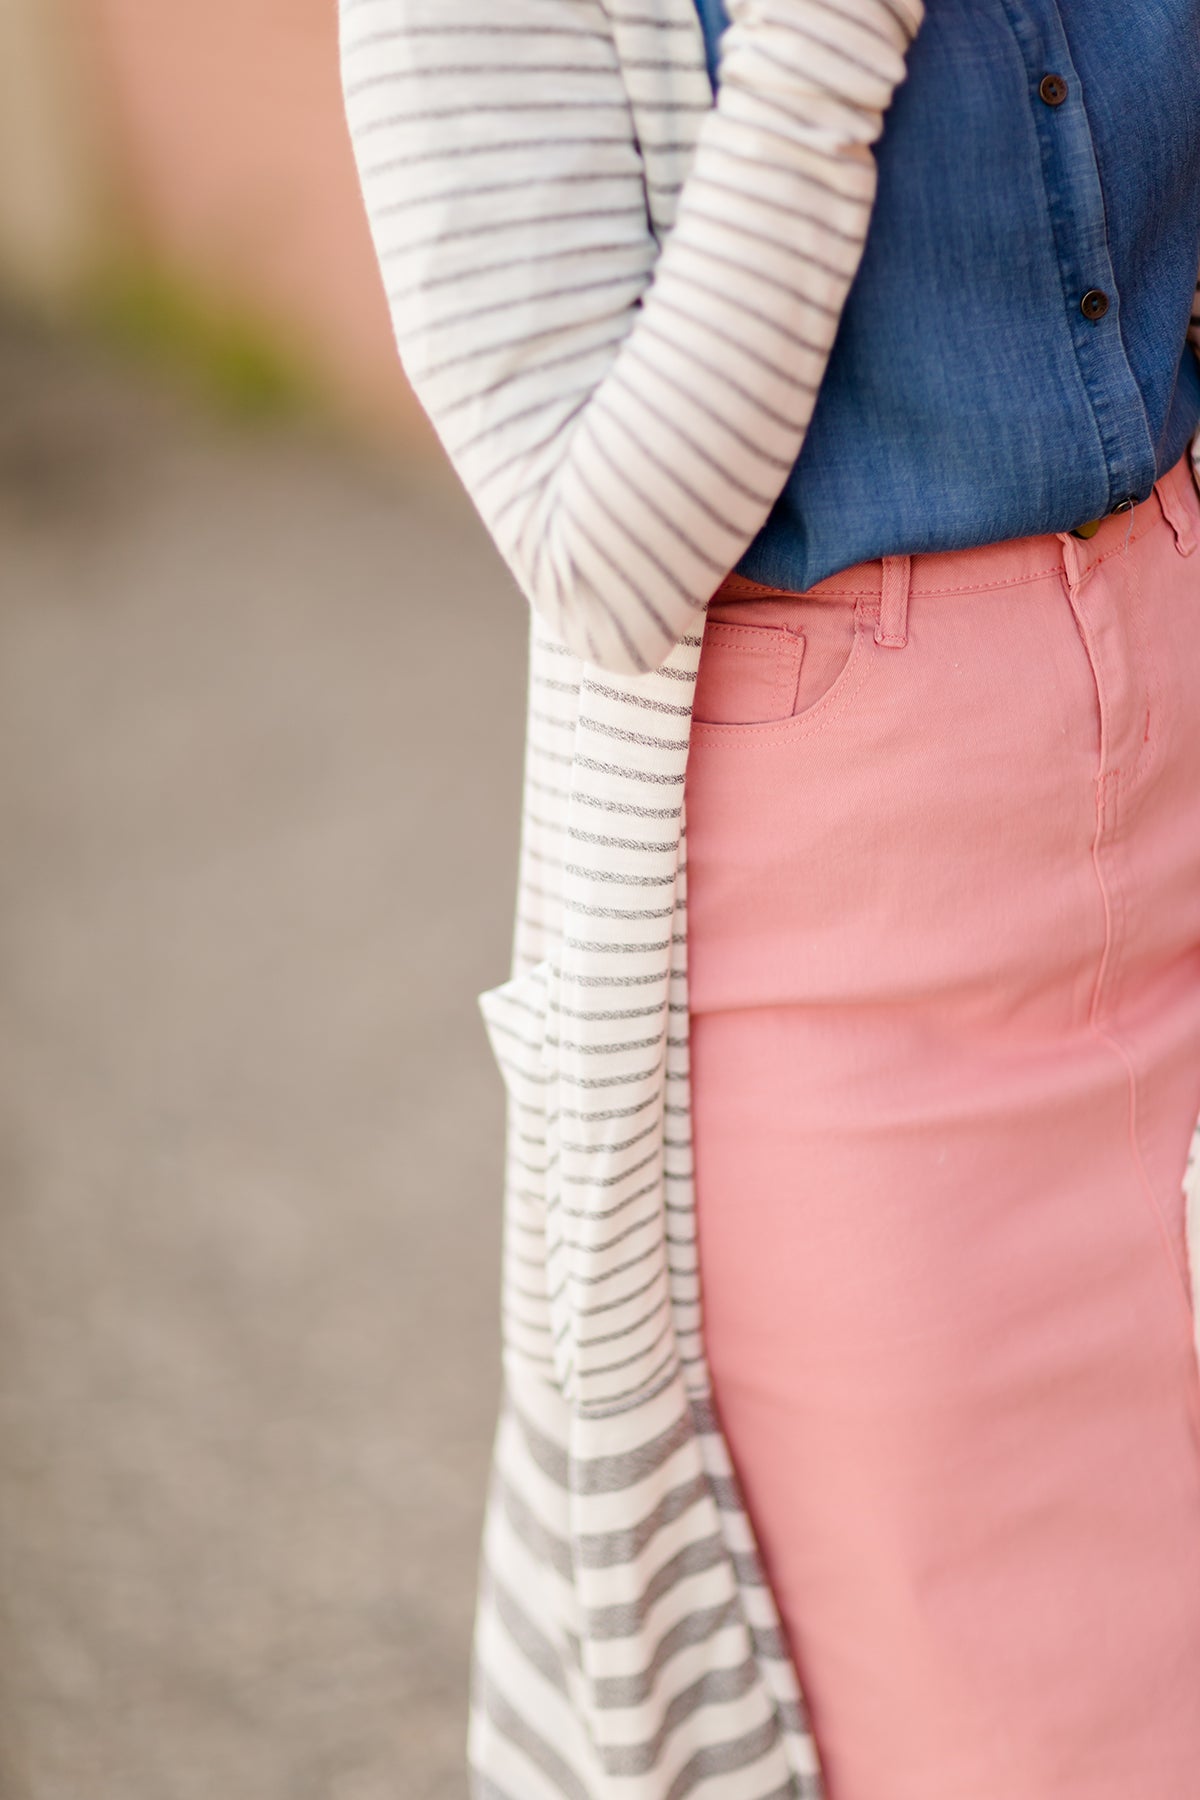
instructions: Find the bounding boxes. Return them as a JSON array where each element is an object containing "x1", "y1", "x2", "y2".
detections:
[
  {"x1": 338, "y1": 3, "x2": 1200, "y2": 1794},
  {"x1": 340, "y1": 0, "x2": 921, "y2": 678}
]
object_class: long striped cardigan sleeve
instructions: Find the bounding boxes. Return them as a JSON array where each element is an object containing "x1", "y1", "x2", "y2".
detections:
[
  {"x1": 339, "y1": 0, "x2": 923, "y2": 676},
  {"x1": 337, "y1": 4, "x2": 929, "y2": 1796}
]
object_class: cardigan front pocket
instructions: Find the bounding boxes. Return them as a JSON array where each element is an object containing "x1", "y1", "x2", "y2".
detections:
[
  {"x1": 477, "y1": 956, "x2": 554, "y2": 1100},
  {"x1": 477, "y1": 957, "x2": 564, "y2": 1387}
]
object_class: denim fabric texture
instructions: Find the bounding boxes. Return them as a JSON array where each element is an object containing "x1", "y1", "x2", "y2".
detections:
[
  {"x1": 693, "y1": 0, "x2": 728, "y2": 86},
  {"x1": 696, "y1": 0, "x2": 1200, "y2": 591}
]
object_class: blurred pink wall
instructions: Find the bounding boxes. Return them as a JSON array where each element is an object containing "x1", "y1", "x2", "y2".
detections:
[{"x1": 80, "y1": 0, "x2": 422, "y2": 436}]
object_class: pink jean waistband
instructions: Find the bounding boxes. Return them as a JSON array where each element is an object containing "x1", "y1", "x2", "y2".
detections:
[{"x1": 711, "y1": 447, "x2": 1199, "y2": 605}]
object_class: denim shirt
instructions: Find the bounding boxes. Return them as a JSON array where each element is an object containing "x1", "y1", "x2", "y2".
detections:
[{"x1": 696, "y1": 0, "x2": 1200, "y2": 591}]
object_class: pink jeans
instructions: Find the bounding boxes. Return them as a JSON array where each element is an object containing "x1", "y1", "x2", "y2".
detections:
[{"x1": 684, "y1": 450, "x2": 1200, "y2": 1799}]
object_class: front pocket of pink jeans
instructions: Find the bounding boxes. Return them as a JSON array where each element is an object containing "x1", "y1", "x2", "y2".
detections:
[
  {"x1": 692, "y1": 620, "x2": 804, "y2": 725},
  {"x1": 691, "y1": 597, "x2": 868, "y2": 744}
]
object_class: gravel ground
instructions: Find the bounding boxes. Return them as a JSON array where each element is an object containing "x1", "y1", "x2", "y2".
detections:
[{"x1": 0, "y1": 312, "x2": 529, "y2": 1800}]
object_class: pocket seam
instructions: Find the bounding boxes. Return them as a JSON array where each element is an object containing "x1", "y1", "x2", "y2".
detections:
[
  {"x1": 693, "y1": 620, "x2": 805, "y2": 728},
  {"x1": 690, "y1": 608, "x2": 872, "y2": 744}
]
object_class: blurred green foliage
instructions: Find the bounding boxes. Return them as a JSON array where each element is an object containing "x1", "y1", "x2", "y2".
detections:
[{"x1": 81, "y1": 260, "x2": 321, "y2": 422}]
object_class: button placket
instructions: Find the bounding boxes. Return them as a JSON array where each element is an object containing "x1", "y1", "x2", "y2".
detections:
[
  {"x1": 1033, "y1": 71, "x2": 1111, "y2": 331},
  {"x1": 1014, "y1": 16, "x2": 1156, "y2": 511}
]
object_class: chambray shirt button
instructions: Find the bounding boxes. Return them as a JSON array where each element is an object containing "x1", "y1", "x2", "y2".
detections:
[
  {"x1": 1080, "y1": 288, "x2": 1110, "y2": 320},
  {"x1": 1039, "y1": 73, "x2": 1068, "y2": 105}
]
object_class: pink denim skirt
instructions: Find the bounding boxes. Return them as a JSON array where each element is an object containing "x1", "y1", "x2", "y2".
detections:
[{"x1": 684, "y1": 450, "x2": 1200, "y2": 1799}]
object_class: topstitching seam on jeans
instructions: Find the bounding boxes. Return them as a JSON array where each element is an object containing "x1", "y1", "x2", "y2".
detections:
[
  {"x1": 689, "y1": 617, "x2": 872, "y2": 741},
  {"x1": 696, "y1": 622, "x2": 805, "y2": 726},
  {"x1": 1087, "y1": 768, "x2": 1118, "y2": 1031},
  {"x1": 702, "y1": 623, "x2": 797, "y2": 651},
  {"x1": 1081, "y1": 787, "x2": 1200, "y2": 1425},
  {"x1": 1090, "y1": 1013, "x2": 1200, "y2": 1436},
  {"x1": 1126, "y1": 535, "x2": 1160, "y2": 791},
  {"x1": 796, "y1": 565, "x2": 1064, "y2": 599}
]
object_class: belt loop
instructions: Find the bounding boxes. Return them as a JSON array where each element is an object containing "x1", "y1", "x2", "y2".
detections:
[
  {"x1": 1058, "y1": 526, "x2": 1091, "y2": 594},
  {"x1": 1157, "y1": 466, "x2": 1197, "y2": 557},
  {"x1": 876, "y1": 555, "x2": 910, "y2": 648}
]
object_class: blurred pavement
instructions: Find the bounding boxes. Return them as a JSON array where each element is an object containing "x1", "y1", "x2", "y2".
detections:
[{"x1": 0, "y1": 312, "x2": 529, "y2": 1800}]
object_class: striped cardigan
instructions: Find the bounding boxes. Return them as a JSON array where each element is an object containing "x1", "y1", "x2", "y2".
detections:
[{"x1": 337, "y1": 4, "x2": 1200, "y2": 1793}]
